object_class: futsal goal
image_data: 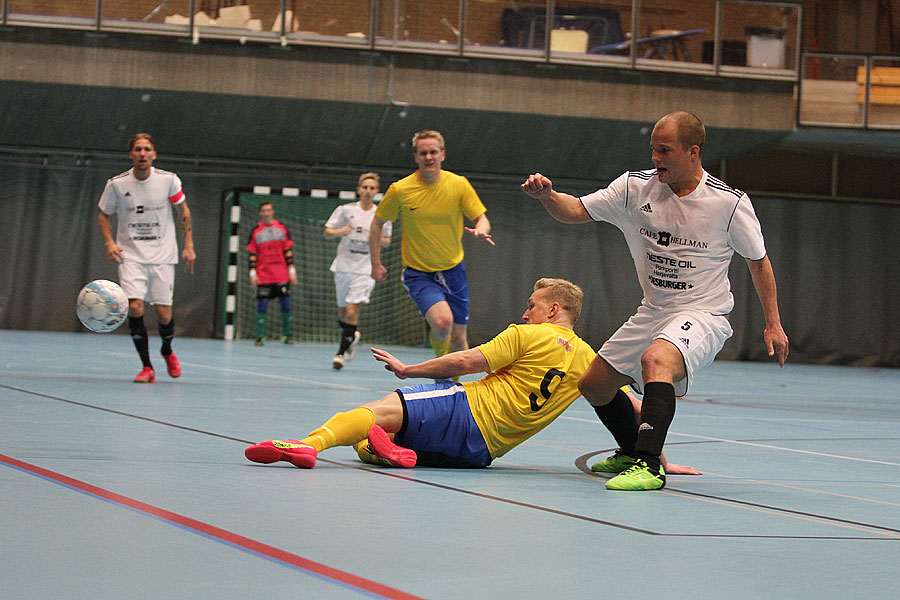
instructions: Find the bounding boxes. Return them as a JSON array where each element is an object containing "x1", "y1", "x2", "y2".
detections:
[{"x1": 220, "y1": 187, "x2": 425, "y2": 346}]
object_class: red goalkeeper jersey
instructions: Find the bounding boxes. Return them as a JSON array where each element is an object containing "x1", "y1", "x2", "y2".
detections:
[{"x1": 247, "y1": 220, "x2": 294, "y2": 284}]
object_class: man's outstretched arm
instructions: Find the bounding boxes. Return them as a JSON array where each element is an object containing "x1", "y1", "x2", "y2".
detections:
[
  {"x1": 372, "y1": 347, "x2": 489, "y2": 380},
  {"x1": 520, "y1": 173, "x2": 592, "y2": 224}
]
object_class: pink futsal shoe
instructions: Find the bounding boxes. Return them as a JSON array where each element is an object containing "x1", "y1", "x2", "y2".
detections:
[
  {"x1": 162, "y1": 351, "x2": 181, "y2": 378},
  {"x1": 244, "y1": 439, "x2": 317, "y2": 468},
  {"x1": 133, "y1": 367, "x2": 155, "y2": 383},
  {"x1": 367, "y1": 425, "x2": 417, "y2": 468}
]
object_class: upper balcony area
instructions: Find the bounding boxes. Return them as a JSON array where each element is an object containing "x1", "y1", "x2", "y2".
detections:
[
  {"x1": 2, "y1": 1, "x2": 899, "y2": 204},
  {"x1": 4, "y1": 1, "x2": 899, "y2": 131},
  {"x1": 1, "y1": 1, "x2": 804, "y2": 80}
]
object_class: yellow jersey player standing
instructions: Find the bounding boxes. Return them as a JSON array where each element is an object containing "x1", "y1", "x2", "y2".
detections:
[{"x1": 368, "y1": 130, "x2": 494, "y2": 359}]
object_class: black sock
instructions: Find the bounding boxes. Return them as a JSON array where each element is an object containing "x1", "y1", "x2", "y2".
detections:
[
  {"x1": 592, "y1": 389, "x2": 638, "y2": 456},
  {"x1": 159, "y1": 319, "x2": 175, "y2": 356},
  {"x1": 634, "y1": 382, "x2": 677, "y2": 472},
  {"x1": 129, "y1": 316, "x2": 152, "y2": 368},
  {"x1": 337, "y1": 321, "x2": 358, "y2": 355}
]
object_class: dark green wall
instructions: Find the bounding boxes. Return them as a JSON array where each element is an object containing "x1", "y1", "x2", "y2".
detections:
[
  {"x1": 2, "y1": 151, "x2": 898, "y2": 367},
  {"x1": 2, "y1": 74, "x2": 897, "y2": 367},
  {"x1": 0, "y1": 79, "x2": 789, "y2": 183}
]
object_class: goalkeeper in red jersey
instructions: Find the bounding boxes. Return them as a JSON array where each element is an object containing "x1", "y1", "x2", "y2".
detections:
[{"x1": 247, "y1": 202, "x2": 297, "y2": 345}]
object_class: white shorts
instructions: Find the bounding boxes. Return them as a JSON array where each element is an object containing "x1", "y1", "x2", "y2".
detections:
[
  {"x1": 334, "y1": 271, "x2": 376, "y2": 307},
  {"x1": 118, "y1": 262, "x2": 175, "y2": 306},
  {"x1": 599, "y1": 306, "x2": 733, "y2": 397}
]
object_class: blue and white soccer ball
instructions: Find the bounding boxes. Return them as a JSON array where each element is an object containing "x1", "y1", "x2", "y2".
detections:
[{"x1": 76, "y1": 280, "x2": 129, "y2": 333}]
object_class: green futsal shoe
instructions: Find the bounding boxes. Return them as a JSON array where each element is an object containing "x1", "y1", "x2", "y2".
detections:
[
  {"x1": 590, "y1": 451, "x2": 637, "y2": 473},
  {"x1": 605, "y1": 459, "x2": 666, "y2": 491}
]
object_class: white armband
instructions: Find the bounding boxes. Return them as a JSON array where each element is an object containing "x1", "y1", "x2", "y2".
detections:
[{"x1": 288, "y1": 266, "x2": 297, "y2": 276}]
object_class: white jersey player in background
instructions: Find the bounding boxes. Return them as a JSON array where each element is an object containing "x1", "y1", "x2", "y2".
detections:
[
  {"x1": 324, "y1": 172, "x2": 392, "y2": 370},
  {"x1": 521, "y1": 111, "x2": 789, "y2": 491},
  {"x1": 98, "y1": 133, "x2": 195, "y2": 383}
]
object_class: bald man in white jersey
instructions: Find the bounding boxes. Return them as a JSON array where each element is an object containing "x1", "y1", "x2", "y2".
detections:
[
  {"x1": 98, "y1": 133, "x2": 195, "y2": 383},
  {"x1": 521, "y1": 111, "x2": 789, "y2": 490}
]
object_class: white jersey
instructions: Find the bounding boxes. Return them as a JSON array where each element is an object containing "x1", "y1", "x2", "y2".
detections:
[
  {"x1": 580, "y1": 169, "x2": 766, "y2": 315},
  {"x1": 98, "y1": 167, "x2": 185, "y2": 264},
  {"x1": 325, "y1": 202, "x2": 393, "y2": 274}
]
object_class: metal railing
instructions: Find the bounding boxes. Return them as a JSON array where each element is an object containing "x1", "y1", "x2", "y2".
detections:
[
  {"x1": 799, "y1": 51, "x2": 900, "y2": 130},
  {"x1": 1, "y1": 0, "x2": 801, "y2": 82}
]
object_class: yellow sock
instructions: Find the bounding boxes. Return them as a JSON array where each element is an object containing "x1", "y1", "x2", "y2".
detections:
[
  {"x1": 354, "y1": 439, "x2": 379, "y2": 465},
  {"x1": 301, "y1": 407, "x2": 376, "y2": 452},
  {"x1": 428, "y1": 331, "x2": 451, "y2": 358}
]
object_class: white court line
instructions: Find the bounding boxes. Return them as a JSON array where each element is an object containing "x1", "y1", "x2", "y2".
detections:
[
  {"x1": 731, "y1": 476, "x2": 900, "y2": 508},
  {"x1": 561, "y1": 415, "x2": 900, "y2": 467},
  {"x1": 7, "y1": 366, "x2": 382, "y2": 395},
  {"x1": 653, "y1": 488, "x2": 900, "y2": 538},
  {"x1": 95, "y1": 351, "x2": 393, "y2": 394},
  {"x1": 671, "y1": 431, "x2": 900, "y2": 467}
]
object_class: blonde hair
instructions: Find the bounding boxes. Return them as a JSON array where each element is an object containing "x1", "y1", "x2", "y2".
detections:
[
  {"x1": 128, "y1": 133, "x2": 155, "y2": 151},
  {"x1": 412, "y1": 130, "x2": 445, "y2": 151},
  {"x1": 533, "y1": 278, "x2": 584, "y2": 322},
  {"x1": 358, "y1": 172, "x2": 379, "y2": 187}
]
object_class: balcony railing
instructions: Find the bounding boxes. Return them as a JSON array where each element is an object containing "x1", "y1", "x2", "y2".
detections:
[
  {"x1": 2, "y1": 0, "x2": 801, "y2": 81},
  {"x1": 11, "y1": 2, "x2": 897, "y2": 130},
  {"x1": 799, "y1": 51, "x2": 900, "y2": 130}
]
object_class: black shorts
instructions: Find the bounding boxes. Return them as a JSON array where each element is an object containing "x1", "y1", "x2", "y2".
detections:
[{"x1": 256, "y1": 283, "x2": 290, "y2": 299}]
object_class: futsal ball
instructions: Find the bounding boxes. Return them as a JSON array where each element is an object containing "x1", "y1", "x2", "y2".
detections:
[{"x1": 76, "y1": 280, "x2": 129, "y2": 333}]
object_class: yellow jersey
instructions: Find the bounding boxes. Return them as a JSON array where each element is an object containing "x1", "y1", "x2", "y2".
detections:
[
  {"x1": 462, "y1": 323, "x2": 596, "y2": 459},
  {"x1": 375, "y1": 170, "x2": 486, "y2": 272}
]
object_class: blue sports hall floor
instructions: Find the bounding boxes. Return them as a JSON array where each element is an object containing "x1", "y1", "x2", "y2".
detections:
[{"x1": 2, "y1": 330, "x2": 899, "y2": 599}]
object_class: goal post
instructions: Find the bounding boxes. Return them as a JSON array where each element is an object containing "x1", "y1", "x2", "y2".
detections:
[{"x1": 220, "y1": 186, "x2": 425, "y2": 346}]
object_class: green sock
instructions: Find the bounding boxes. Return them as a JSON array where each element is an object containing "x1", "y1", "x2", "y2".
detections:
[
  {"x1": 255, "y1": 311, "x2": 267, "y2": 339},
  {"x1": 281, "y1": 311, "x2": 292, "y2": 337}
]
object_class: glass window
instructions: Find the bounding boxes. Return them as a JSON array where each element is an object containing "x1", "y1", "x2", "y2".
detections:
[
  {"x1": 462, "y1": 0, "x2": 547, "y2": 60},
  {"x1": 190, "y1": 1, "x2": 278, "y2": 37},
  {"x1": 866, "y1": 57, "x2": 900, "y2": 129},
  {"x1": 101, "y1": 1, "x2": 193, "y2": 34},
  {"x1": 376, "y1": 0, "x2": 460, "y2": 52},
  {"x1": 6, "y1": 0, "x2": 95, "y2": 27},
  {"x1": 287, "y1": 0, "x2": 372, "y2": 45},
  {"x1": 799, "y1": 53, "x2": 866, "y2": 127},
  {"x1": 632, "y1": 0, "x2": 716, "y2": 70},
  {"x1": 719, "y1": 1, "x2": 800, "y2": 75}
]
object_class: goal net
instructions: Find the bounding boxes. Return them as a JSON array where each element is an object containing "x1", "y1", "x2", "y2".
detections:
[{"x1": 221, "y1": 187, "x2": 425, "y2": 346}]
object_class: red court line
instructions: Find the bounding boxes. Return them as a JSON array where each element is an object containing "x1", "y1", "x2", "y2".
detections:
[{"x1": 1, "y1": 453, "x2": 426, "y2": 600}]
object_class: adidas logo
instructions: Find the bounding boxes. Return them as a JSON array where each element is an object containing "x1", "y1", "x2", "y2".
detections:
[
  {"x1": 640, "y1": 203, "x2": 652, "y2": 213},
  {"x1": 680, "y1": 337, "x2": 690, "y2": 347},
  {"x1": 639, "y1": 422, "x2": 654, "y2": 431}
]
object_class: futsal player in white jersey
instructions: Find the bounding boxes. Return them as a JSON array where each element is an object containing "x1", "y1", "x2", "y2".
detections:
[
  {"x1": 98, "y1": 133, "x2": 195, "y2": 383},
  {"x1": 521, "y1": 111, "x2": 789, "y2": 490},
  {"x1": 323, "y1": 172, "x2": 392, "y2": 369}
]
